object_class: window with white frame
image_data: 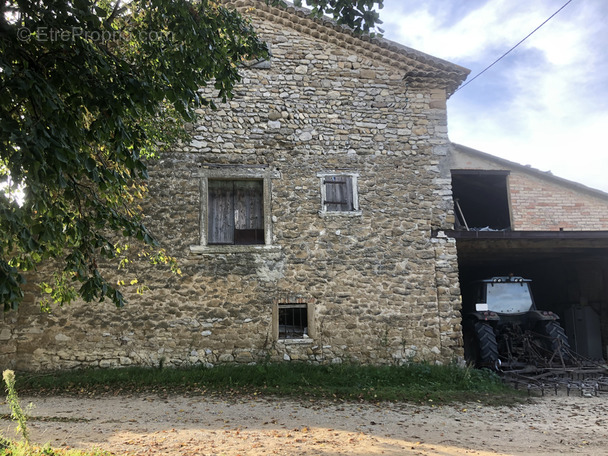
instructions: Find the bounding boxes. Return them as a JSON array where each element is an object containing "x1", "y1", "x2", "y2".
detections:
[{"x1": 318, "y1": 172, "x2": 361, "y2": 215}]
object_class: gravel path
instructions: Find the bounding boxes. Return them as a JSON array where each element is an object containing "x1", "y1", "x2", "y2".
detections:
[{"x1": 2, "y1": 392, "x2": 607, "y2": 455}]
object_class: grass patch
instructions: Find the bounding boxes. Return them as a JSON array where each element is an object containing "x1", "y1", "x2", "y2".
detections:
[
  {"x1": 16, "y1": 363, "x2": 520, "y2": 405},
  {"x1": 0, "y1": 439, "x2": 112, "y2": 456}
]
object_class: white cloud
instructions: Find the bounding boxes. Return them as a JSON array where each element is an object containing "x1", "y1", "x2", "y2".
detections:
[
  {"x1": 450, "y1": 111, "x2": 608, "y2": 193},
  {"x1": 381, "y1": 0, "x2": 608, "y2": 192},
  {"x1": 383, "y1": 0, "x2": 558, "y2": 62}
]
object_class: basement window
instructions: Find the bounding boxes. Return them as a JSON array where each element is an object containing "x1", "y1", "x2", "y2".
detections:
[
  {"x1": 318, "y1": 172, "x2": 361, "y2": 216},
  {"x1": 451, "y1": 170, "x2": 511, "y2": 231},
  {"x1": 273, "y1": 301, "x2": 316, "y2": 341},
  {"x1": 279, "y1": 304, "x2": 308, "y2": 339}
]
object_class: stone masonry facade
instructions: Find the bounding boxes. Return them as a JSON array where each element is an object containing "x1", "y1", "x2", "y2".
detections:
[{"x1": 0, "y1": 2, "x2": 467, "y2": 371}]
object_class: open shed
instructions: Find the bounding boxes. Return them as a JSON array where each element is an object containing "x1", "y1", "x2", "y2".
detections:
[{"x1": 445, "y1": 144, "x2": 608, "y2": 360}]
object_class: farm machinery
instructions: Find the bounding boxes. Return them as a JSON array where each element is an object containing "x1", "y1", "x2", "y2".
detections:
[
  {"x1": 462, "y1": 275, "x2": 608, "y2": 394},
  {"x1": 462, "y1": 276, "x2": 572, "y2": 369}
]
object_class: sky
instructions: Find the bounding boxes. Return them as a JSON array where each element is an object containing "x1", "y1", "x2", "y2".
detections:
[{"x1": 378, "y1": 0, "x2": 608, "y2": 193}]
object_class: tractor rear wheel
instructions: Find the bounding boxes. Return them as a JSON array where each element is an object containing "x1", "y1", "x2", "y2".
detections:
[
  {"x1": 475, "y1": 322, "x2": 499, "y2": 365},
  {"x1": 464, "y1": 321, "x2": 499, "y2": 367},
  {"x1": 538, "y1": 320, "x2": 571, "y2": 364}
]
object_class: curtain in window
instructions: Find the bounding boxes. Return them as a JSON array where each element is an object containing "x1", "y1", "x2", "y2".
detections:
[
  {"x1": 208, "y1": 180, "x2": 235, "y2": 244},
  {"x1": 208, "y1": 180, "x2": 264, "y2": 244}
]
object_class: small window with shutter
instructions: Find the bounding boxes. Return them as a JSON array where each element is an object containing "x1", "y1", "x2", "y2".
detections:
[
  {"x1": 318, "y1": 172, "x2": 361, "y2": 215},
  {"x1": 208, "y1": 180, "x2": 264, "y2": 245}
]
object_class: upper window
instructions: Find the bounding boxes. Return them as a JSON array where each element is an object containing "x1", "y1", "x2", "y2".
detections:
[
  {"x1": 451, "y1": 170, "x2": 511, "y2": 231},
  {"x1": 190, "y1": 166, "x2": 280, "y2": 254},
  {"x1": 208, "y1": 180, "x2": 264, "y2": 245},
  {"x1": 318, "y1": 172, "x2": 361, "y2": 216}
]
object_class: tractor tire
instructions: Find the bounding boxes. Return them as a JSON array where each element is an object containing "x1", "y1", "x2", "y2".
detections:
[
  {"x1": 538, "y1": 320, "x2": 572, "y2": 364},
  {"x1": 474, "y1": 322, "x2": 499, "y2": 366},
  {"x1": 464, "y1": 321, "x2": 498, "y2": 367}
]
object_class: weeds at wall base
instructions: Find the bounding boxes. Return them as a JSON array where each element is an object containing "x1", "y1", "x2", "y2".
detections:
[{"x1": 14, "y1": 363, "x2": 522, "y2": 405}]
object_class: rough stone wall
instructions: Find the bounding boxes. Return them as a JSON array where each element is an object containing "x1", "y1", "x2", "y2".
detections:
[
  {"x1": 0, "y1": 16, "x2": 463, "y2": 371},
  {"x1": 449, "y1": 146, "x2": 608, "y2": 231}
]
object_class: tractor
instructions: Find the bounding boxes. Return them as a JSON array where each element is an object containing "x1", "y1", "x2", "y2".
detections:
[{"x1": 462, "y1": 276, "x2": 571, "y2": 369}]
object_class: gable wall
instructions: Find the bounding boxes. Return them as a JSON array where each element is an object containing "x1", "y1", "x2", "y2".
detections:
[
  {"x1": 509, "y1": 173, "x2": 608, "y2": 231},
  {"x1": 0, "y1": 16, "x2": 463, "y2": 371},
  {"x1": 450, "y1": 148, "x2": 608, "y2": 231}
]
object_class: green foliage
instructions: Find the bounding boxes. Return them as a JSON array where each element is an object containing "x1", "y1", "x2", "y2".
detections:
[
  {"x1": 0, "y1": 0, "x2": 267, "y2": 310},
  {"x1": 0, "y1": 0, "x2": 383, "y2": 311},
  {"x1": 291, "y1": 0, "x2": 384, "y2": 35},
  {"x1": 17, "y1": 363, "x2": 518, "y2": 404},
  {"x1": 3, "y1": 369, "x2": 29, "y2": 446}
]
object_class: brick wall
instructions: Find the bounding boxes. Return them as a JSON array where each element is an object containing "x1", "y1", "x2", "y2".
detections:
[
  {"x1": 509, "y1": 173, "x2": 608, "y2": 231},
  {"x1": 449, "y1": 145, "x2": 608, "y2": 231}
]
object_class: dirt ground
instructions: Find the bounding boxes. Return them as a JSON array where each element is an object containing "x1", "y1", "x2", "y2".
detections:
[{"x1": 2, "y1": 391, "x2": 607, "y2": 456}]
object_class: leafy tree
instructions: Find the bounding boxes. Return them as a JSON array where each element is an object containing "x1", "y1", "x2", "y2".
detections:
[
  {"x1": 0, "y1": 0, "x2": 382, "y2": 311},
  {"x1": 294, "y1": 0, "x2": 384, "y2": 35}
]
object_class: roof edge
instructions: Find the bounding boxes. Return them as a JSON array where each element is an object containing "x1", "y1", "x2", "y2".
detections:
[
  {"x1": 224, "y1": 0, "x2": 470, "y2": 96},
  {"x1": 436, "y1": 229, "x2": 608, "y2": 240},
  {"x1": 451, "y1": 143, "x2": 608, "y2": 201}
]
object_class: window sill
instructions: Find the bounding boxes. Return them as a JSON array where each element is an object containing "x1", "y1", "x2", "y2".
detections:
[
  {"x1": 190, "y1": 244, "x2": 282, "y2": 254},
  {"x1": 318, "y1": 210, "x2": 362, "y2": 218},
  {"x1": 277, "y1": 338, "x2": 314, "y2": 345}
]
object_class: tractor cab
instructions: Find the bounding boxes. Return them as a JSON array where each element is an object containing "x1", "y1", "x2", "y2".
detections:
[
  {"x1": 462, "y1": 275, "x2": 571, "y2": 368},
  {"x1": 473, "y1": 276, "x2": 534, "y2": 314}
]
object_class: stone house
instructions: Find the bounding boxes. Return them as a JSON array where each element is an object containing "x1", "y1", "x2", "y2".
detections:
[{"x1": 0, "y1": 1, "x2": 470, "y2": 370}]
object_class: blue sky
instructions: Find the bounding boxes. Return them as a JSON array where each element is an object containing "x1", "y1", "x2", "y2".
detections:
[{"x1": 379, "y1": 0, "x2": 608, "y2": 192}]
